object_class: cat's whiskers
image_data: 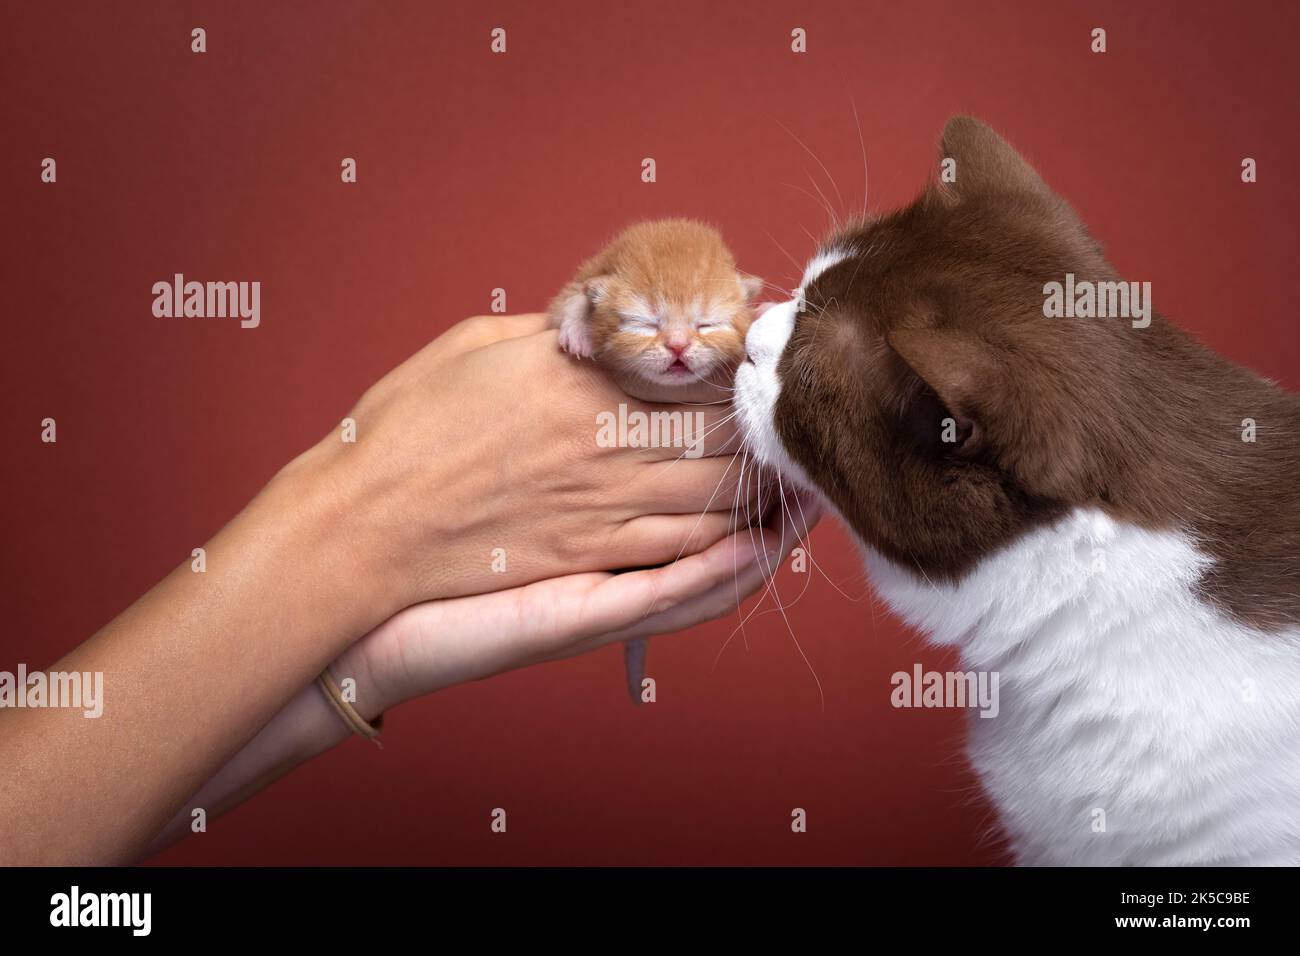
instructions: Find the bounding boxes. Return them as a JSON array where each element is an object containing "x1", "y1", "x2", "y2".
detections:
[
  {"x1": 748, "y1": 473, "x2": 826, "y2": 710},
  {"x1": 658, "y1": 435, "x2": 745, "y2": 574},
  {"x1": 742, "y1": 479, "x2": 818, "y2": 619},
  {"x1": 763, "y1": 227, "x2": 805, "y2": 283},
  {"x1": 742, "y1": 454, "x2": 771, "y2": 653},
  {"x1": 752, "y1": 276, "x2": 789, "y2": 295},
  {"x1": 732, "y1": 453, "x2": 784, "y2": 652},
  {"x1": 775, "y1": 117, "x2": 846, "y2": 223},
  {"x1": 679, "y1": 367, "x2": 737, "y2": 396},
  {"x1": 716, "y1": 463, "x2": 799, "y2": 666},
  {"x1": 850, "y1": 94, "x2": 870, "y2": 216},
  {"x1": 649, "y1": 411, "x2": 739, "y2": 480},
  {"x1": 744, "y1": 479, "x2": 870, "y2": 627},
  {"x1": 632, "y1": 426, "x2": 746, "y2": 628},
  {"x1": 804, "y1": 168, "x2": 842, "y2": 233},
  {"x1": 727, "y1": 447, "x2": 754, "y2": 653},
  {"x1": 778, "y1": 181, "x2": 840, "y2": 232}
]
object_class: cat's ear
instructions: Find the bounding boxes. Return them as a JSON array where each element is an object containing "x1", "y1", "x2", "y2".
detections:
[
  {"x1": 886, "y1": 326, "x2": 1000, "y2": 455},
  {"x1": 888, "y1": 324, "x2": 1098, "y2": 498},
  {"x1": 738, "y1": 274, "x2": 765, "y2": 302},
  {"x1": 934, "y1": 116, "x2": 1050, "y2": 203}
]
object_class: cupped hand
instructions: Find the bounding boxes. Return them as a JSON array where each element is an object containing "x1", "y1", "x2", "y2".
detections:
[
  {"x1": 335, "y1": 487, "x2": 821, "y2": 715},
  {"x1": 286, "y1": 313, "x2": 759, "y2": 619}
]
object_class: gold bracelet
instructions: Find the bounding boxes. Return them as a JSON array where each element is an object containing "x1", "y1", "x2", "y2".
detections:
[{"x1": 316, "y1": 668, "x2": 384, "y2": 747}]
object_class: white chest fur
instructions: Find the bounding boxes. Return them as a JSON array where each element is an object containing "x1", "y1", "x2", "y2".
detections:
[{"x1": 864, "y1": 509, "x2": 1300, "y2": 865}]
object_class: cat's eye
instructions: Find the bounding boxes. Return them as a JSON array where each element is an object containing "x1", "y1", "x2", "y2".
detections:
[{"x1": 697, "y1": 323, "x2": 719, "y2": 332}]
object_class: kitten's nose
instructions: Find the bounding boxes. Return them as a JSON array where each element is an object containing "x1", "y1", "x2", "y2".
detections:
[{"x1": 665, "y1": 336, "x2": 690, "y2": 356}]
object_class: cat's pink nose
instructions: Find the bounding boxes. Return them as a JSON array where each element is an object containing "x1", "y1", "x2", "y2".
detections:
[{"x1": 666, "y1": 339, "x2": 689, "y2": 357}]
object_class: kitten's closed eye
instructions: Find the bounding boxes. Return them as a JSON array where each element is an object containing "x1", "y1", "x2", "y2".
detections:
[{"x1": 618, "y1": 312, "x2": 660, "y2": 336}]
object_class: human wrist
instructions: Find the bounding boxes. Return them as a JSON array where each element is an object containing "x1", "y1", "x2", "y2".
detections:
[
  {"x1": 259, "y1": 438, "x2": 409, "y2": 638},
  {"x1": 326, "y1": 634, "x2": 396, "y2": 725}
]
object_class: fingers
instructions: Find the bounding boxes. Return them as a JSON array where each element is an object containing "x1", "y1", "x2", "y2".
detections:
[
  {"x1": 553, "y1": 519, "x2": 806, "y2": 660},
  {"x1": 627, "y1": 453, "x2": 772, "y2": 518},
  {"x1": 613, "y1": 510, "x2": 744, "y2": 567},
  {"x1": 611, "y1": 463, "x2": 799, "y2": 566},
  {"x1": 613, "y1": 485, "x2": 823, "y2": 642},
  {"x1": 366, "y1": 485, "x2": 823, "y2": 704},
  {"x1": 773, "y1": 484, "x2": 823, "y2": 542},
  {"x1": 609, "y1": 539, "x2": 775, "y2": 641},
  {"x1": 364, "y1": 574, "x2": 599, "y2": 700},
  {"x1": 583, "y1": 531, "x2": 771, "y2": 634}
]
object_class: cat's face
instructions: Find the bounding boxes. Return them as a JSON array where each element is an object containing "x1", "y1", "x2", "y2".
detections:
[
  {"x1": 590, "y1": 273, "x2": 758, "y2": 387},
  {"x1": 736, "y1": 117, "x2": 1147, "y2": 581}
]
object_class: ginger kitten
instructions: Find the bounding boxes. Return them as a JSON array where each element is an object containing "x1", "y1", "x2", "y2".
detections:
[{"x1": 550, "y1": 218, "x2": 761, "y2": 702}]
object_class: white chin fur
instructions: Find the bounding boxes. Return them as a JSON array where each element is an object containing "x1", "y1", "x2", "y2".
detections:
[{"x1": 734, "y1": 298, "x2": 817, "y2": 491}]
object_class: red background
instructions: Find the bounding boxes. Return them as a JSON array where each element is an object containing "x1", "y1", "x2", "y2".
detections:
[{"x1": 2, "y1": 1, "x2": 1296, "y2": 865}]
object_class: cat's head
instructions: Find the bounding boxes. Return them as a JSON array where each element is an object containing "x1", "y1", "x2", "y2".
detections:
[
  {"x1": 735, "y1": 117, "x2": 1160, "y2": 580},
  {"x1": 570, "y1": 219, "x2": 762, "y2": 387}
]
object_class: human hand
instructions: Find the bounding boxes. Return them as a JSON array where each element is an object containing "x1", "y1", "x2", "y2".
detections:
[
  {"x1": 335, "y1": 486, "x2": 821, "y2": 716},
  {"x1": 141, "y1": 486, "x2": 817, "y2": 859},
  {"x1": 19, "y1": 312, "x2": 770, "y2": 864},
  {"x1": 282, "y1": 313, "x2": 760, "y2": 624}
]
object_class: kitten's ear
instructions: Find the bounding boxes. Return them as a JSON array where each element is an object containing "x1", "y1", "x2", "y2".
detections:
[
  {"x1": 550, "y1": 276, "x2": 611, "y2": 359},
  {"x1": 934, "y1": 116, "x2": 1050, "y2": 203},
  {"x1": 585, "y1": 275, "x2": 612, "y2": 304},
  {"x1": 886, "y1": 327, "x2": 1000, "y2": 455},
  {"x1": 550, "y1": 285, "x2": 590, "y2": 326},
  {"x1": 550, "y1": 276, "x2": 610, "y2": 326},
  {"x1": 738, "y1": 274, "x2": 765, "y2": 302}
]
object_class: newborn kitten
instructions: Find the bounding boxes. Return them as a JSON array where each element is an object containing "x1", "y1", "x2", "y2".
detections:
[{"x1": 549, "y1": 218, "x2": 761, "y2": 703}]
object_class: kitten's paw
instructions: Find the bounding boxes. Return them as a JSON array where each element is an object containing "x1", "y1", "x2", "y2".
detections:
[{"x1": 557, "y1": 318, "x2": 597, "y2": 360}]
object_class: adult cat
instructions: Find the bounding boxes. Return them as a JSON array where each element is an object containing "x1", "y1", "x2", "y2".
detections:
[{"x1": 735, "y1": 117, "x2": 1300, "y2": 865}]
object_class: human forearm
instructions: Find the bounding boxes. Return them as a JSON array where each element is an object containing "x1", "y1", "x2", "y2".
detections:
[
  {"x1": 0, "y1": 314, "x2": 759, "y2": 864},
  {"x1": 0, "y1": 457, "x2": 392, "y2": 865},
  {"x1": 139, "y1": 498, "x2": 819, "y2": 861},
  {"x1": 140, "y1": 636, "x2": 385, "y2": 860}
]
